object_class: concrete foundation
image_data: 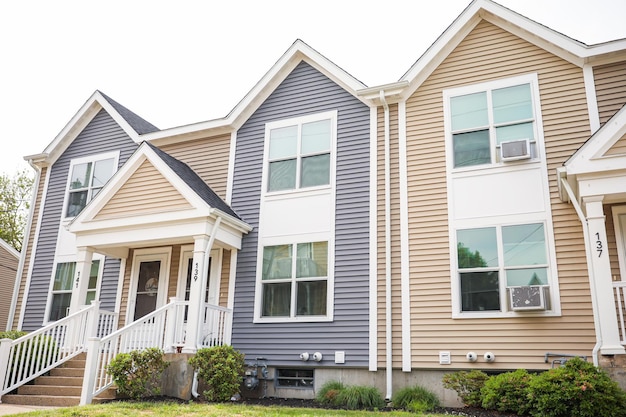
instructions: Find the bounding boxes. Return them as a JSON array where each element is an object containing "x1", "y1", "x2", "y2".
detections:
[
  {"x1": 598, "y1": 354, "x2": 626, "y2": 391},
  {"x1": 160, "y1": 353, "x2": 194, "y2": 401}
]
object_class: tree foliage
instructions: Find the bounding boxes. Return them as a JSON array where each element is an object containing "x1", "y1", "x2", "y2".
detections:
[{"x1": 0, "y1": 169, "x2": 34, "y2": 251}]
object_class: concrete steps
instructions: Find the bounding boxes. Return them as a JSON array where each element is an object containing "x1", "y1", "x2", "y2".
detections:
[{"x1": 1, "y1": 353, "x2": 116, "y2": 407}]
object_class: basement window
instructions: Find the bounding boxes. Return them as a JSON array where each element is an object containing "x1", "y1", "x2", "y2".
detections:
[{"x1": 275, "y1": 368, "x2": 314, "y2": 389}]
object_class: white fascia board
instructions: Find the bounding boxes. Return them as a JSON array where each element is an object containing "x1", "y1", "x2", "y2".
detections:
[
  {"x1": 577, "y1": 170, "x2": 626, "y2": 202},
  {"x1": 39, "y1": 91, "x2": 144, "y2": 166}
]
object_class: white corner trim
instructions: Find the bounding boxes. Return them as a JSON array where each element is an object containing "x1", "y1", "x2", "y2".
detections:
[
  {"x1": 583, "y1": 65, "x2": 601, "y2": 134},
  {"x1": 398, "y1": 101, "x2": 412, "y2": 372}
]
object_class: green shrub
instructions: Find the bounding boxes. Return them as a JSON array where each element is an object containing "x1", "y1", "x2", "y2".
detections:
[
  {"x1": 188, "y1": 345, "x2": 245, "y2": 402},
  {"x1": 481, "y1": 369, "x2": 534, "y2": 415},
  {"x1": 106, "y1": 348, "x2": 169, "y2": 399},
  {"x1": 316, "y1": 380, "x2": 345, "y2": 406},
  {"x1": 442, "y1": 369, "x2": 489, "y2": 407},
  {"x1": 0, "y1": 331, "x2": 27, "y2": 340},
  {"x1": 527, "y1": 357, "x2": 626, "y2": 417},
  {"x1": 392, "y1": 385, "x2": 440, "y2": 412},
  {"x1": 336, "y1": 385, "x2": 386, "y2": 410}
]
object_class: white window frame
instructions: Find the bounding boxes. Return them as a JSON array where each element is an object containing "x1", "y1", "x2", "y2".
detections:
[
  {"x1": 254, "y1": 235, "x2": 334, "y2": 323},
  {"x1": 262, "y1": 111, "x2": 337, "y2": 196},
  {"x1": 450, "y1": 216, "x2": 560, "y2": 319},
  {"x1": 63, "y1": 151, "x2": 119, "y2": 219},
  {"x1": 44, "y1": 254, "x2": 104, "y2": 323},
  {"x1": 443, "y1": 73, "x2": 544, "y2": 171}
]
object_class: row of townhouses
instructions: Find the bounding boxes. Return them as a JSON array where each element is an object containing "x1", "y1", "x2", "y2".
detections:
[{"x1": 3, "y1": 0, "x2": 626, "y2": 407}]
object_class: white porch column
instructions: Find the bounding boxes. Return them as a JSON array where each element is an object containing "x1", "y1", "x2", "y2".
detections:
[
  {"x1": 182, "y1": 235, "x2": 210, "y2": 353},
  {"x1": 69, "y1": 247, "x2": 94, "y2": 314},
  {"x1": 584, "y1": 197, "x2": 625, "y2": 355}
]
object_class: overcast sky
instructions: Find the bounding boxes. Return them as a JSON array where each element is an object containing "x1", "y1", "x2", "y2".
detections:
[{"x1": 1, "y1": 0, "x2": 625, "y2": 176}]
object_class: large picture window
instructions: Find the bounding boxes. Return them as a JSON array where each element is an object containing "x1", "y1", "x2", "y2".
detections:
[
  {"x1": 66, "y1": 153, "x2": 117, "y2": 217},
  {"x1": 456, "y1": 223, "x2": 548, "y2": 313},
  {"x1": 260, "y1": 241, "x2": 329, "y2": 319},
  {"x1": 447, "y1": 77, "x2": 539, "y2": 168},
  {"x1": 266, "y1": 113, "x2": 334, "y2": 192}
]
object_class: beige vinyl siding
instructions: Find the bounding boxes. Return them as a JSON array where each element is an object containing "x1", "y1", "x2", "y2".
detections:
[
  {"x1": 402, "y1": 19, "x2": 594, "y2": 370},
  {"x1": 219, "y1": 249, "x2": 231, "y2": 308},
  {"x1": 0, "y1": 244, "x2": 18, "y2": 330},
  {"x1": 376, "y1": 104, "x2": 403, "y2": 367},
  {"x1": 118, "y1": 251, "x2": 133, "y2": 328},
  {"x1": 593, "y1": 61, "x2": 626, "y2": 126},
  {"x1": 159, "y1": 134, "x2": 231, "y2": 201},
  {"x1": 606, "y1": 133, "x2": 626, "y2": 156},
  {"x1": 94, "y1": 160, "x2": 192, "y2": 220},
  {"x1": 12, "y1": 167, "x2": 47, "y2": 330}
]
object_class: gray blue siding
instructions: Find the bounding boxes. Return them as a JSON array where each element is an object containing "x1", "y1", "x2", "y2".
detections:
[
  {"x1": 231, "y1": 62, "x2": 371, "y2": 367},
  {"x1": 22, "y1": 109, "x2": 138, "y2": 330}
]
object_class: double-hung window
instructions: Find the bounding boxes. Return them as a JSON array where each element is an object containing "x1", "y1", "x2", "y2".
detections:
[
  {"x1": 261, "y1": 241, "x2": 329, "y2": 319},
  {"x1": 65, "y1": 153, "x2": 118, "y2": 218},
  {"x1": 448, "y1": 75, "x2": 539, "y2": 168},
  {"x1": 266, "y1": 113, "x2": 334, "y2": 192},
  {"x1": 456, "y1": 223, "x2": 549, "y2": 313}
]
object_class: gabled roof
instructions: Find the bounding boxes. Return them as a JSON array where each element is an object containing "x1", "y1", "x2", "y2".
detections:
[
  {"x1": 361, "y1": 0, "x2": 626, "y2": 103},
  {"x1": 565, "y1": 104, "x2": 626, "y2": 175},
  {"x1": 25, "y1": 90, "x2": 158, "y2": 166},
  {"x1": 0, "y1": 237, "x2": 19, "y2": 258},
  {"x1": 143, "y1": 39, "x2": 369, "y2": 144}
]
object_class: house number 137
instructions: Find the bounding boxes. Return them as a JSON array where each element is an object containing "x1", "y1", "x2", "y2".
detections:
[{"x1": 595, "y1": 232, "x2": 604, "y2": 258}]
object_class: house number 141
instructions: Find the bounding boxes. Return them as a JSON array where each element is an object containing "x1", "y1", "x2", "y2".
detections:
[{"x1": 595, "y1": 232, "x2": 604, "y2": 258}]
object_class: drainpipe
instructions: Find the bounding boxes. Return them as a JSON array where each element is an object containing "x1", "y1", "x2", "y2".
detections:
[
  {"x1": 380, "y1": 90, "x2": 393, "y2": 400},
  {"x1": 559, "y1": 177, "x2": 601, "y2": 366}
]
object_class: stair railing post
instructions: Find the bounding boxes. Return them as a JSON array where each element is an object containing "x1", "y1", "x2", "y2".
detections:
[
  {"x1": 163, "y1": 298, "x2": 177, "y2": 354},
  {"x1": 86, "y1": 300, "x2": 101, "y2": 340},
  {"x1": 0, "y1": 338, "x2": 13, "y2": 401},
  {"x1": 80, "y1": 337, "x2": 100, "y2": 405}
]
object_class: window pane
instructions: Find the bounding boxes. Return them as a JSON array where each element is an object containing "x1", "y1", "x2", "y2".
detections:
[
  {"x1": 88, "y1": 260, "x2": 100, "y2": 290},
  {"x1": 85, "y1": 290, "x2": 96, "y2": 306},
  {"x1": 450, "y1": 92, "x2": 488, "y2": 131},
  {"x1": 296, "y1": 280, "x2": 327, "y2": 316},
  {"x1": 457, "y1": 228, "x2": 498, "y2": 268},
  {"x1": 53, "y1": 263, "x2": 75, "y2": 291},
  {"x1": 493, "y1": 84, "x2": 532, "y2": 124},
  {"x1": 69, "y1": 162, "x2": 92, "y2": 190},
  {"x1": 92, "y1": 158, "x2": 115, "y2": 188},
  {"x1": 502, "y1": 223, "x2": 546, "y2": 266},
  {"x1": 262, "y1": 282, "x2": 291, "y2": 316},
  {"x1": 496, "y1": 122, "x2": 534, "y2": 144},
  {"x1": 262, "y1": 245, "x2": 293, "y2": 280},
  {"x1": 269, "y1": 126, "x2": 298, "y2": 159},
  {"x1": 297, "y1": 242, "x2": 328, "y2": 278},
  {"x1": 50, "y1": 293, "x2": 72, "y2": 321},
  {"x1": 302, "y1": 119, "x2": 330, "y2": 154},
  {"x1": 506, "y1": 268, "x2": 548, "y2": 286},
  {"x1": 268, "y1": 159, "x2": 296, "y2": 191},
  {"x1": 66, "y1": 190, "x2": 88, "y2": 217},
  {"x1": 300, "y1": 154, "x2": 330, "y2": 188},
  {"x1": 460, "y1": 271, "x2": 500, "y2": 311},
  {"x1": 453, "y1": 130, "x2": 491, "y2": 167}
]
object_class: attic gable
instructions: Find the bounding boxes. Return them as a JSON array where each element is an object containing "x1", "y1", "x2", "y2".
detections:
[{"x1": 27, "y1": 91, "x2": 158, "y2": 167}]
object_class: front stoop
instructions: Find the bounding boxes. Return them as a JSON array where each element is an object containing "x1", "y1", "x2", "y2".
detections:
[{"x1": 1, "y1": 353, "x2": 117, "y2": 407}]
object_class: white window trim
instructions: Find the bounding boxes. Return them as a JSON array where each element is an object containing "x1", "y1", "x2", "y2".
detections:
[
  {"x1": 44, "y1": 254, "x2": 105, "y2": 324},
  {"x1": 443, "y1": 73, "x2": 545, "y2": 173},
  {"x1": 450, "y1": 214, "x2": 561, "y2": 319},
  {"x1": 125, "y1": 247, "x2": 171, "y2": 325},
  {"x1": 262, "y1": 110, "x2": 337, "y2": 198},
  {"x1": 253, "y1": 234, "x2": 335, "y2": 323},
  {"x1": 62, "y1": 150, "x2": 120, "y2": 221}
]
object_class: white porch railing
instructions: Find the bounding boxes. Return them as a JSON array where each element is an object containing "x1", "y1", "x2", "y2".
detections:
[
  {"x1": 614, "y1": 281, "x2": 626, "y2": 345},
  {"x1": 81, "y1": 298, "x2": 232, "y2": 405},
  {"x1": 0, "y1": 301, "x2": 116, "y2": 398}
]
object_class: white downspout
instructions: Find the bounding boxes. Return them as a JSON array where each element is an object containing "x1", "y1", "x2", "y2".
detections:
[
  {"x1": 560, "y1": 177, "x2": 601, "y2": 365},
  {"x1": 380, "y1": 90, "x2": 393, "y2": 400}
]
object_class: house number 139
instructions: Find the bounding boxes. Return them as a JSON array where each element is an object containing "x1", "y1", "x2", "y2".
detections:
[
  {"x1": 193, "y1": 262, "x2": 199, "y2": 282},
  {"x1": 595, "y1": 232, "x2": 604, "y2": 258}
]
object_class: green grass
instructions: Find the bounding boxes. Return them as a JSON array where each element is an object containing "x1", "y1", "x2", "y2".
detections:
[{"x1": 6, "y1": 400, "x2": 453, "y2": 416}]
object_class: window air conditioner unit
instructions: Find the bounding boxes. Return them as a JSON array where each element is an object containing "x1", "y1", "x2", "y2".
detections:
[
  {"x1": 500, "y1": 139, "x2": 530, "y2": 161},
  {"x1": 509, "y1": 285, "x2": 546, "y2": 311}
]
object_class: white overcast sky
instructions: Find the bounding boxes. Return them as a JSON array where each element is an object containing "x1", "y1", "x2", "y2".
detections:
[{"x1": 1, "y1": 0, "x2": 625, "y2": 176}]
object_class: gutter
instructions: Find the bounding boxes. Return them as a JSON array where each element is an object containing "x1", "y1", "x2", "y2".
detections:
[{"x1": 559, "y1": 176, "x2": 601, "y2": 366}]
